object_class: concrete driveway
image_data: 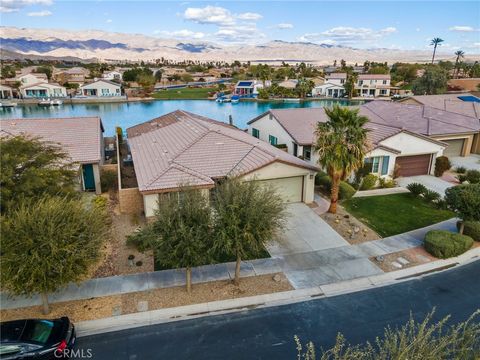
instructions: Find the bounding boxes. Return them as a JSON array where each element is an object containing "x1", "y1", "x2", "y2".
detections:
[
  {"x1": 396, "y1": 175, "x2": 454, "y2": 196},
  {"x1": 449, "y1": 154, "x2": 480, "y2": 171}
]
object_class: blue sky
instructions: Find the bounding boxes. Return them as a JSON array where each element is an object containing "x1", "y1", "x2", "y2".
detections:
[{"x1": 2, "y1": 1, "x2": 479, "y2": 53}]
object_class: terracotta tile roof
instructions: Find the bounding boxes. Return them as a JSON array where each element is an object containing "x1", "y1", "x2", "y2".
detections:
[
  {"x1": 358, "y1": 74, "x2": 391, "y2": 80},
  {"x1": 0, "y1": 117, "x2": 104, "y2": 164},
  {"x1": 401, "y1": 94, "x2": 480, "y2": 119},
  {"x1": 127, "y1": 110, "x2": 318, "y2": 193}
]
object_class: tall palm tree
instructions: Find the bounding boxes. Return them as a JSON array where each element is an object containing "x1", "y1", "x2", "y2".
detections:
[
  {"x1": 454, "y1": 50, "x2": 465, "y2": 78},
  {"x1": 315, "y1": 106, "x2": 370, "y2": 213},
  {"x1": 430, "y1": 37, "x2": 444, "y2": 64}
]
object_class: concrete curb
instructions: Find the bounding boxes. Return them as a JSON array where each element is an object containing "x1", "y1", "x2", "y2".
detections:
[{"x1": 76, "y1": 247, "x2": 480, "y2": 337}]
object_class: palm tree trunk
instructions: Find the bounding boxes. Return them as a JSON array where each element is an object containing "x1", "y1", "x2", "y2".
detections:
[
  {"x1": 234, "y1": 255, "x2": 241, "y2": 286},
  {"x1": 186, "y1": 267, "x2": 192, "y2": 294},
  {"x1": 459, "y1": 222, "x2": 465, "y2": 235},
  {"x1": 41, "y1": 293, "x2": 50, "y2": 315},
  {"x1": 431, "y1": 45, "x2": 437, "y2": 64},
  {"x1": 328, "y1": 174, "x2": 340, "y2": 214}
]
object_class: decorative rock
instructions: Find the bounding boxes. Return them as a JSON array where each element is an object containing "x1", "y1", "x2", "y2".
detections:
[
  {"x1": 112, "y1": 305, "x2": 122, "y2": 316},
  {"x1": 397, "y1": 257, "x2": 410, "y2": 265},
  {"x1": 353, "y1": 226, "x2": 360, "y2": 233},
  {"x1": 273, "y1": 274, "x2": 282, "y2": 282},
  {"x1": 375, "y1": 255, "x2": 385, "y2": 262},
  {"x1": 363, "y1": 228, "x2": 368, "y2": 232},
  {"x1": 343, "y1": 214, "x2": 350, "y2": 219},
  {"x1": 335, "y1": 219, "x2": 340, "y2": 224},
  {"x1": 391, "y1": 261, "x2": 403, "y2": 269},
  {"x1": 137, "y1": 301, "x2": 148, "y2": 312}
]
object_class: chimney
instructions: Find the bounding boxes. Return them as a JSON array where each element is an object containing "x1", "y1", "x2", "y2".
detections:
[{"x1": 229, "y1": 115, "x2": 233, "y2": 126}]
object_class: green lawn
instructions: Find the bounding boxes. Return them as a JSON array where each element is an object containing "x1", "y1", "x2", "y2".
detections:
[
  {"x1": 152, "y1": 87, "x2": 217, "y2": 99},
  {"x1": 343, "y1": 193, "x2": 455, "y2": 237}
]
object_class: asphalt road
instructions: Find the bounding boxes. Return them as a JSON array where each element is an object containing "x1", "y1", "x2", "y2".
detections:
[{"x1": 75, "y1": 261, "x2": 480, "y2": 360}]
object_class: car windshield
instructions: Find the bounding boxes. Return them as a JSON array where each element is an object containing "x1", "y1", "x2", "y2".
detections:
[{"x1": 20, "y1": 320, "x2": 54, "y2": 344}]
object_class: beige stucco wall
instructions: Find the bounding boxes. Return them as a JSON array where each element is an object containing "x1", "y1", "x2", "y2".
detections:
[
  {"x1": 92, "y1": 163, "x2": 102, "y2": 195},
  {"x1": 248, "y1": 114, "x2": 297, "y2": 154},
  {"x1": 432, "y1": 134, "x2": 475, "y2": 157}
]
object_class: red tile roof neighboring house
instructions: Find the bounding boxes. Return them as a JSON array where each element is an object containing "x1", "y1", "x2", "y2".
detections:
[
  {"x1": 127, "y1": 110, "x2": 319, "y2": 193},
  {"x1": 0, "y1": 117, "x2": 104, "y2": 164},
  {"x1": 399, "y1": 93, "x2": 480, "y2": 119}
]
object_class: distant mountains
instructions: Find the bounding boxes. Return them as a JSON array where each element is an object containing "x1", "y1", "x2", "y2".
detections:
[{"x1": 1, "y1": 26, "x2": 476, "y2": 64}]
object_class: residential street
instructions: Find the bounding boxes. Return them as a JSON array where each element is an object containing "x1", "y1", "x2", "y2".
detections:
[{"x1": 74, "y1": 260, "x2": 480, "y2": 360}]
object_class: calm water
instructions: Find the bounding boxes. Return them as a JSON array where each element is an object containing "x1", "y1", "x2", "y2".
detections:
[{"x1": 0, "y1": 99, "x2": 363, "y2": 135}]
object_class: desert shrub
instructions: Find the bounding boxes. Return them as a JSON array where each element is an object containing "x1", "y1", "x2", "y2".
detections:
[
  {"x1": 434, "y1": 156, "x2": 451, "y2": 177},
  {"x1": 445, "y1": 184, "x2": 480, "y2": 222},
  {"x1": 316, "y1": 175, "x2": 356, "y2": 200},
  {"x1": 434, "y1": 199, "x2": 448, "y2": 210},
  {"x1": 379, "y1": 177, "x2": 396, "y2": 188},
  {"x1": 455, "y1": 166, "x2": 467, "y2": 174},
  {"x1": 423, "y1": 189, "x2": 441, "y2": 203},
  {"x1": 465, "y1": 170, "x2": 480, "y2": 184},
  {"x1": 359, "y1": 174, "x2": 378, "y2": 190},
  {"x1": 406, "y1": 182, "x2": 427, "y2": 196},
  {"x1": 457, "y1": 221, "x2": 480, "y2": 242},
  {"x1": 100, "y1": 170, "x2": 118, "y2": 192},
  {"x1": 353, "y1": 162, "x2": 373, "y2": 187},
  {"x1": 457, "y1": 174, "x2": 467, "y2": 183},
  {"x1": 92, "y1": 195, "x2": 108, "y2": 210},
  {"x1": 424, "y1": 230, "x2": 473, "y2": 258}
]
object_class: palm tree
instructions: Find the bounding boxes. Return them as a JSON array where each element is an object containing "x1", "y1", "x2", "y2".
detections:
[
  {"x1": 454, "y1": 50, "x2": 465, "y2": 78},
  {"x1": 430, "y1": 38, "x2": 444, "y2": 64},
  {"x1": 315, "y1": 106, "x2": 370, "y2": 213}
]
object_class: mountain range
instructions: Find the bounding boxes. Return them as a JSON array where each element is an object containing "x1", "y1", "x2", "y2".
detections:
[{"x1": 1, "y1": 26, "x2": 476, "y2": 64}]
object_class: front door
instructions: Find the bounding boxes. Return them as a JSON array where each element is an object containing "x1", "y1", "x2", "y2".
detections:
[{"x1": 82, "y1": 164, "x2": 96, "y2": 191}]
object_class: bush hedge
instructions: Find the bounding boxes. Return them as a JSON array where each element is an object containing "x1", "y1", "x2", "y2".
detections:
[
  {"x1": 423, "y1": 189, "x2": 441, "y2": 203},
  {"x1": 406, "y1": 182, "x2": 427, "y2": 196},
  {"x1": 424, "y1": 230, "x2": 473, "y2": 258},
  {"x1": 465, "y1": 170, "x2": 480, "y2": 184},
  {"x1": 360, "y1": 174, "x2": 378, "y2": 190},
  {"x1": 316, "y1": 175, "x2": 356, "y2": 200},
  {"x1": 455, "y1": 166, "x2": 467, "y2": 174},
  {"x1": 457, "y1": 221, "x2": 480, "y2": 242},
  {"x1": 379, "y1": 178, "x2": 396, "y2": 188},
  {"x1": 434, "y1": 156, "x2": 451, "y2": 177}
]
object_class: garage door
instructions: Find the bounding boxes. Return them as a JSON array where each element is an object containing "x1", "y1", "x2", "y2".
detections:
[
  {"x1": 260, "y1": 176, "x2": 303, "y2": 203},
  {"x1": 395, "y1": 154, "x2": 432, "y2": 177},
  {"x1": 443, "y1": 139, "x2": 464, "y2": 157}
]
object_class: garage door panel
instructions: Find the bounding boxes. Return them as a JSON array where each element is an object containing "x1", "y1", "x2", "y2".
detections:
[
  {"x1": 443, "y1": 139, "x2": 464, "y2": 157},
  {"x1": 396, "y1": 154, "x2": 432, "y2": 177},
  {"x1": 260, "y1": 176, "x2": 303, "y2": 203}
]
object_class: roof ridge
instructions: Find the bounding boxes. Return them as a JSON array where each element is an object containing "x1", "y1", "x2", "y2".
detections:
[
  {"x1": 227, "y1": 146, "x2": 257, "y2": 176},
  {"x1": 422, "y1": 105, "x2": 479, "y2": 132}
]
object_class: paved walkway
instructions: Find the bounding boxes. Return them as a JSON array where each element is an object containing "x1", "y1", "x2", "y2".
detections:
[
  {"x1": 396, "y1": 175, "x2": 454, "y2": 196},
  {"x1": 450, "y1": 154, "x2": 480, "y2": 171},
  {"x1": 353, "y1": 187, "x2": 409, "y2": 197}
]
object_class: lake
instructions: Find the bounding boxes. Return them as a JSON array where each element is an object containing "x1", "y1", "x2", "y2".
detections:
[{"x1": 0, "y1": 99, "x2": 364, "y2": 135}]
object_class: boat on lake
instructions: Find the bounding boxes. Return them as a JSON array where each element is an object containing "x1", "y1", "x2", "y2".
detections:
[
  {"x1": 38, "y1": 99, "x2": 63, "y2": 106},
  {"x1": 0, "y1": 101, "x2": 17, "y2": 108}
]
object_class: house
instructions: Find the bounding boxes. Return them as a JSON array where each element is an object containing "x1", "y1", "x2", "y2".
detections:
[
  {"x1": 79, "y1": 80, "x2": 122, "y2": 97},
  {"x1": 312, "y1": 73, "x2": 346, "y2": 97},
  {"x1": 355, "y1": 74, "x2": 391, "y2": 97},
  {"x1": 127, "y1": 110, "x2": 318, "y2": 217},
  {"x1": 102, "y1": 71, "x2": 122, "y2": 82},
  {"x1": 0, "y1": 85, "x2": 13, "y2": 99},
  {"x1": 247, "y1": 102, "x2": 480, "y2": 179},
  {"x1": 399, "y1": 93, "x2": 480, "y2": 119},
  {"x1": 53, "y1": 67, "x2": 87, "y2": 85},
  {"x1": 20, "y1": 82, "x2": 67, "y2": 98},
  {"x1": 0, "y1": 116, "x2": 105, "y2": 194},
  {"x1": 278, "y1": 79, "x2": 298, "y2": 89},
  {"x1": 17, "y1": 73, "x2": 48, "y2": 86},
  {"x1": 234, "y1": 80, "x2": 271, "y2": 97}
]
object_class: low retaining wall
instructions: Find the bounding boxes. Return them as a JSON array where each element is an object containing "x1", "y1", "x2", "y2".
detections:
[{"x1": 119, "y1": 187, "x2": 143, "y2": 214}]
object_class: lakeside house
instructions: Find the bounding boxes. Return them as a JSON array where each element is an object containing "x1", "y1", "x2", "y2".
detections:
[
  {"x1": 234, "y1": 80, "x2": 271, "y2": 97},
  {"x1": 20, "y1": 82, "x2": 67, "y2": 98},
  {"x1": 0, "y1": 117, "x2": 105, "y2": 194},
  {"x1": 355, "y1": 74, "x2": 391, "y2": 97},
  {"x1": 102, "y1": 71, "x2": 122, "y2": 82},
  {"x1": 53, "y1": 67, "x2": 88, "y2": 85},
  {"x1": 0, "y1": 85, "x2": 14, "y2": 99},
  {"x1": 80, "y1": 79, "x2": 122, "y2": 97},
  {"x1": 247, "y1": 101, "x2": 480, "y2": 178},
  {"x1": 277, "y1": 79, "x2": 298, "y2": 89},
  {"x1": 17, "y1": 73, "x2": 48, "y2": 86},
  {"x1": 126, "y1": 110, "x2": 318, "y2": 217},
  {"x1": 312, "y1": 73, "x2": 346, "y2": 97}
]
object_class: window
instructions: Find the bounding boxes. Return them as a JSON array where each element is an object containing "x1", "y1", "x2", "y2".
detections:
[
  {"x1": 381, "y1": 156, "x2": 390, "y2": 175},
  {"x1": 303, "y1": 146, "x2": 312, "y2": 161},
  {"x1": 269, "y1": 135, "x2": 278, "y2": 145},
  {"x1": 367, "y1": 156, "x2": 389, "y2": 175},
  {"x1": 383, "y1": 80, "x2": 387, "y2": 84},
  {"x1": 372, "y1": 157, "x2": 380, "y2": 173},
  {"x1": 340, "y1": 79, "x2": 345, "y2": 84},
  {"x1": 101, "y1": 88, "x2": 110, "y2": 94},
  {"x1": 293, "y1": 143, "x2": 298, "y2": 156},
  {"x1": 252, "y1": 128, "x2": 260, "y2": 138},
  {"x1": 359, "y1": 80, "x2": 363, "y2": 85}
]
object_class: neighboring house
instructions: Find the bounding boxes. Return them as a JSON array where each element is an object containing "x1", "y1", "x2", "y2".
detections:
[
  {"x1": 248, "y1": 102, "x2": 480, "y2": 179},
  {"x1": 0, "y1": 116, "x2": 105, "y2": 194},
  {"x1": 312, "y1": 73, "x2": 346, "y2": 97},
  {"x1": 17, "y1": 73, "x2": 48, "y2": 86},
  {"x1": 355, "y1": 74, "x2": 391, "y2": 97},
  {"x1": 0, "y1": 85, "x2": 13, "y2": 99},
  {"x1": 20, "y1": 82, "x2": 67, "y2": 98},
  {"x1": 277, "y1": 79, "x2": 298, "y2": 89},
  {"x1": 80, "y1": 80, "x2": 122, "y2": 97},
  {"x1": 53, "y1": 67, "x2": 87, "y2": 85},
  {"x1": 234, "y1": 80, "x2": 271, "y2": 97},
  {"x1": 102, "y1": 71, "x2": 122, "y2": 82},
  {"x1": 399, "y1": 93, "x2": 480, "y2": 119},
  {"x1": 127, "y1": 110, "x2": 318, "y2": 217}
]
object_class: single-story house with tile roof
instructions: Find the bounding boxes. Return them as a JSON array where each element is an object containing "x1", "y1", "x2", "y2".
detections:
[
  {"x1": 127, "y1": 110, "x2": 319, "y2": 217},
  {"x1": 80, "y1": 79, "x2": 122, "y2": 97},
  {"x1": 247, "y1": 102, "x2": 480, "y2": 178},
  {"x1": 20, "y1": 82, "x2": 67, "y2": 98},
  {"x1": 0, "y1": 117, "x2": 105, "y2": 194}
]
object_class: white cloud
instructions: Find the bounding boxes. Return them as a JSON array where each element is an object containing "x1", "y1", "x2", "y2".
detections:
[
  {"x1": 237, "y1": 12, "x2": 262, "y2": 21},
  {"x1": 299, "y1": 26, "x2": 397, "y2": 45},
  {"x1": 276, "y1": 23, "x2": 293, "y2": 29},
  {"x1": 215, "y1": 24, "x2": 265, "y2": 43},
  {"x1": 154, "y1": 29, "x2": 206, "y2": 39},
  {"x1": 27, "y1": 10, "x2": 52, "y2": 16},
  {"x1": 449, "y1": 25, "x2": 477, "y2": 32},
  {"x1": 184, "y1": 6, "x2": 235, "y2": 26},
  {"x1": 106, "y1": 19, "x2": 113, "y2": 23},
  {"x1": 1, "y1": 0, "x2": 52, "y2": 13}
]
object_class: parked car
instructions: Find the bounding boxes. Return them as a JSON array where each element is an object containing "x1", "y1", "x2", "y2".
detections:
[{"x1": 0, "y1": 317, "x2": 76, "y2": 359}]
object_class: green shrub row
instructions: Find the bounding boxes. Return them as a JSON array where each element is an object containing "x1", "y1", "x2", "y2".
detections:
[
  {"x1": 315, "y1": 175, "x2": 356, "y2": 200},
  {"x1": 458, "y1": 170, "x2": 480, "y2": 184},
  {"x1": 424, "y1": 230, "x2": 474, "y2": 258},
  {"x1": 457, "y1": 221, "x2": 480, "y2": 242}
]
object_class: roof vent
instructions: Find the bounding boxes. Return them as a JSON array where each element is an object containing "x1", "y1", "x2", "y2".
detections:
[{"x1": 216, "y1": 142, "x2": 225, "y2": 145}]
